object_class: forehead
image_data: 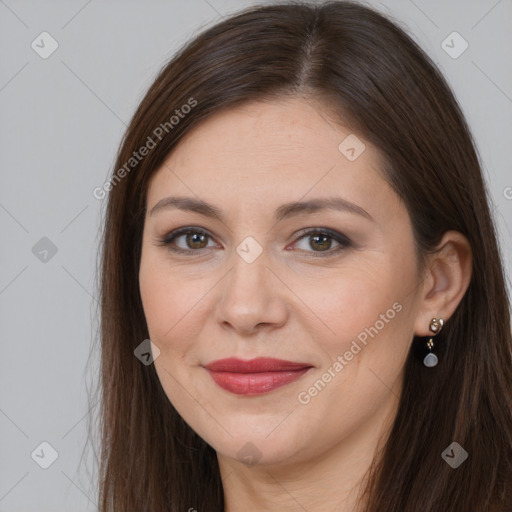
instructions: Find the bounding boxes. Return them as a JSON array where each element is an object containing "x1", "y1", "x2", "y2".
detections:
[
  {"x1": 146, "y1": 97, "x2": 389, "y2": 214},
  {"x1": 168, "y1": 96, "x2": 379, "y2": 166}
]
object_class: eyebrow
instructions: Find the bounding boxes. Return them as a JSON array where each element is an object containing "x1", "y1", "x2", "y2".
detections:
[{"x1": 149, "y1": 195, "x2": 374, "y2": 223}]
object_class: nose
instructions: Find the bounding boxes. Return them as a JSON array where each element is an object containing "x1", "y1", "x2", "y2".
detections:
[{"x1": 215, "y1": 245, "x2": 289, "y2": 336}]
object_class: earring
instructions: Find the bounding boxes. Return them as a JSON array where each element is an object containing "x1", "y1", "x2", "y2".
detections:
[{"x1": 423, "y1": 317, "x2": 444, "y2": 367}]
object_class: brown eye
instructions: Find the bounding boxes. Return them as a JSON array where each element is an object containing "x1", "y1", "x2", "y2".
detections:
[
  {"x1": 292, "y1": 229, "x2": 351, "y2": 257},
  {"x1": 185, "y1": 232, "x2": 209, "y2": 249},
  {"x1": 309, "y1": 233, "x2": 332, "y2": 251},
  {"x1": 160, "y1": 228, "x2": 217, "y2": 253}
]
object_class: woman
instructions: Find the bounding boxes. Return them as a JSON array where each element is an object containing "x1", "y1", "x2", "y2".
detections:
[{"x1": 94, "y1": 1, "x2": 512, "y2": 510}]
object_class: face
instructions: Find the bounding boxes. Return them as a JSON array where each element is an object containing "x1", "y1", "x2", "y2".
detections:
[{"x1": 139, "y1": 96, "x2": 425, "y2": 470}]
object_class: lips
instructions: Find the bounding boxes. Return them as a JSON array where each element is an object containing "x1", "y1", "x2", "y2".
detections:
[{"x1": 203, "y1": 357, "x2": 313, "y2": 395}]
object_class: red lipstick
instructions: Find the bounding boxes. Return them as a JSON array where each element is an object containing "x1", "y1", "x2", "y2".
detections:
[{"x1": 203, "y1": 357, "x2": 313, "y2": 395}]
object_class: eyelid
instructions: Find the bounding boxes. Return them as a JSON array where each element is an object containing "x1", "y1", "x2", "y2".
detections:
[{"x1": 292, "y1": 227, "x2": 351, "y2": 244}]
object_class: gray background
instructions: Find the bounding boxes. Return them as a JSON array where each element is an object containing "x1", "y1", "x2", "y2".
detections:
[{"x1": 0, "y1": 0, "x2": 510, "y2": 510}]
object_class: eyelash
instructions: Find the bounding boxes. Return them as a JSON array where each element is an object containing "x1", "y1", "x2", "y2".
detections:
[{"x1": 157, "y1": 226, "x2": 352, "y2": 258}]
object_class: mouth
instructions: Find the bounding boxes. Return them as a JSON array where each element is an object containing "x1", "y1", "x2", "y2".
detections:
[{"x1": 203, "y1": 357, "x2": 314, "y2": 395}]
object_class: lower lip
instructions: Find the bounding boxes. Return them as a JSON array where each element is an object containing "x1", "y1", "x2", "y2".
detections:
[{"x1": 205, "y1": 368, "x2": 311, "y2": 395}]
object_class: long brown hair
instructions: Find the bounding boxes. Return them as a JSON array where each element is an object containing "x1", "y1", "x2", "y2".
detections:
[{"x1": 91, "y1": 1, "x2": 512, "y2": 510}]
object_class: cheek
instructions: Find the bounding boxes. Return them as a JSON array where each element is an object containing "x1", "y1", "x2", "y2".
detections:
[
  {"x1": 139, "y1": 254, "x2": 184, "y2": 344},
  {"x1": 138, "y1": 252, "x2": 215, "y2": 361},
  {"x1": 292, "y1": 268, "x2": 413, "y2": 440},
  {"x1": 297, "y1": 253, "x2": 416, "y2": 369},
  {"x1": 139, "y1": 260, "x2": 171, "y2": 341},
  {"x1": 292, "y1": 265, "x2": 395, "y2": 337}
]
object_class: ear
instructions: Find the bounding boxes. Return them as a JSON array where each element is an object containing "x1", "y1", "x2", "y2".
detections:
[{"x1": 413, "y1": 230, "x2": 473, "y2": 337}]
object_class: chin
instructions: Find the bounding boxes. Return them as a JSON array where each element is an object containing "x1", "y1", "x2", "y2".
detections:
[{"x1": 195, "y1": 419, "x2": 311, "y2": 468}]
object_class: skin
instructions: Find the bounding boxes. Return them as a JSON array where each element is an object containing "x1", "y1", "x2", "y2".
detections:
[{"x1": 138, "y1": 96, "x2": 472, "y2": 511}]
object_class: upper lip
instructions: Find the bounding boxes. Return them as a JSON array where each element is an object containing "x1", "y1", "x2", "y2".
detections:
[{"x1": 204, "y1": 357, "x2": 313, "y2": 373}]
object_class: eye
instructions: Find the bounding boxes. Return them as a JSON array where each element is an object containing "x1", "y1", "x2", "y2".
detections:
[
  {"x1": 158, "y1": 227, "x2": 219, "y2": 254},
  {"x1": 158, "y1": 226, "x2": 352, "y2": 257},
  {"x1": 291, "y1": 228, "x2": 352, "y2": 257}
]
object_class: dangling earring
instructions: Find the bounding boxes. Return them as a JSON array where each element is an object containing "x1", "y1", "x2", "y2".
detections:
[{"x1": 423, "y1": 317, "x2": 444, "y2": 367}]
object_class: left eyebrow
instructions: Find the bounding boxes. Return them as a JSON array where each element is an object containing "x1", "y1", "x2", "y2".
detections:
[
  {"x1": 273, "y1": 197, "x2": 374, "y2": 223},
  {"x1": 148, "y1": 195, "x2": 374, "y2": 223}
]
